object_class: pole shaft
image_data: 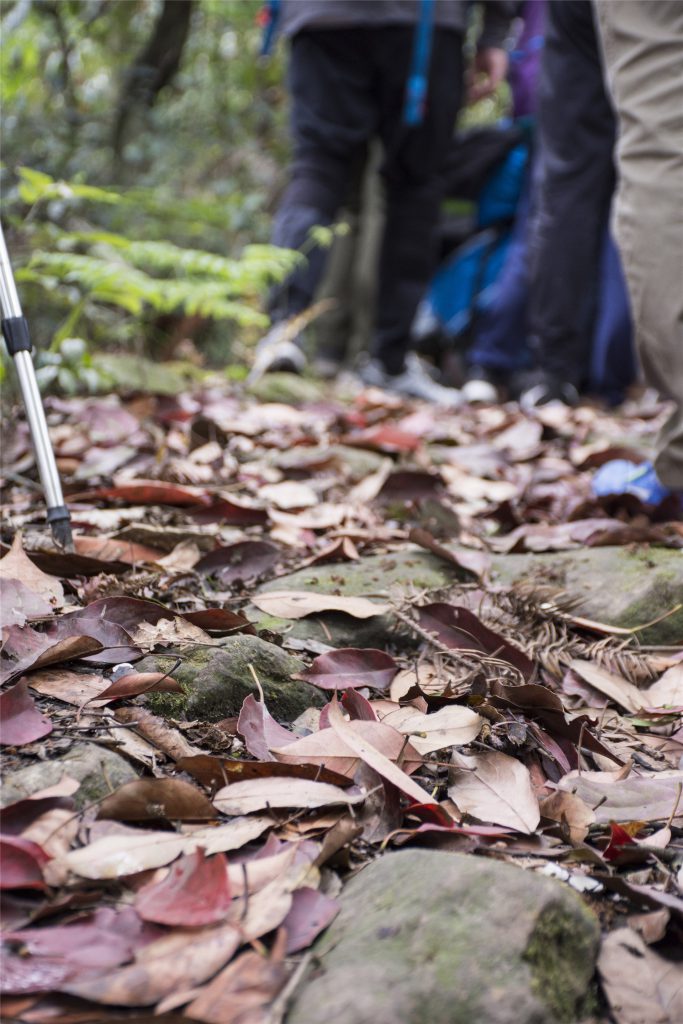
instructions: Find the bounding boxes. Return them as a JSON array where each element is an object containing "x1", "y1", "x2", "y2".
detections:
[
  {"x1": 13, "y1": 350, "x2": 67, "y2": 510},
  {"x1": 0, "y1": 225, "x2": 23, "y2": 317}
]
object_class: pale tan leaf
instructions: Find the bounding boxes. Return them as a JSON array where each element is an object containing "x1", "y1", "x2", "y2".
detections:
[
  {"x1": 61, "y1": 816, "x2": 272, "y2": 879},
  {"x1": 381, "y1": 705, "x2": 483, "y2": 755},
  {"x1": 132, "y1": 616, "x2": 216, "y2": 647},
  {"x1": 449, "y1": 751, "x2": 540, "y2": 833},
  {"x1": 569, "y1": 659, "x2": 644, "y2": 713},
  {"x1": 251, "y1": 591, "x2": 389, "y2": 620},
  {"x1": 539, "y1": 790, "x2": 595, "y2": 843},
  {"x1": 558, "y1": 771, "x2": 683, "y2": 824},
  {"x1": 643, "y1": 666, "x2": 683, "y2": 709},
  {"x1": 0, "y1": 533, "x2": 64, "y2": 607},
  {"x1": 260, "y1": 481, "x2": 318, "y2": 509},
  {"x1": 213, "y1": 776, "x2": 365, "y2": 815},
  {"x1": 327, "y1": 699, "x2": 436, "y2": 805},
  {"x1": 272, "y1": 719, "x2": 420, "y2": 779},
  {"x1": 598, "y1": 928, "x2": 683, "y2": 1024}
]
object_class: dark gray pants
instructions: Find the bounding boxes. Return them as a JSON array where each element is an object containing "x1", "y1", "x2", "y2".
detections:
[
  {"x1": 271, "y1": 26, "x2": 463, "y2": 374},
  {"x1": 528, "y1": 0, "x2": 616, "y2": 387}
]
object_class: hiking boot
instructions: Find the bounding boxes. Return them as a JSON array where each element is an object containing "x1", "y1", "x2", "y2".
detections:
[
  {"x1": 517, "y1": 369, "x2": 579, "y2": 410},
  {"x1": 461, "y1": 365, "x2": 501, "y2": 404},
  {"x1": 360, "y1": 353, "x2": 462, "y2": 407},
  {"x1": 248, "y1": 320, "x2": 307, "y2": 383},
  {"x1": 592, "y1": 459, "x2": 682, "y2": 510}
]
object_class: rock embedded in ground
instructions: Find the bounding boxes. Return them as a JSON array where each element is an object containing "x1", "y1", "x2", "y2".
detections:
[
  {"x1": 139, "y1": 635, "x2": 326, "y2": 723},
  {"x1": 288, "y1": 849, "x2": 600, "y2": 1024},
  {"x1": 0, "y1": 742, "x2": 138, "y2": 809},
  {"x1": 248, "y1": 548, "x2": 460, "y2": 647},
  {"x1": 489, "y1": 545, "x2": 683, "y2": 645}
]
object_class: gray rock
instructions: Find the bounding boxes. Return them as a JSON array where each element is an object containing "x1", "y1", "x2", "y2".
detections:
[
  {"x1": 139, "y1": 635, "x2": 326, "y2": 723},
  {"x1": 1, "y1": 742, "x2": 138, "y2": 809},
  {"x1": 489, "y1": 546, "x2": 683, "y2": 646},
  {"x1": 288, "y1": 849, "x2": 599, "y2": 1024},
  {"x1": 249, "y1": 548, "x2": 460, "y2": 648}
]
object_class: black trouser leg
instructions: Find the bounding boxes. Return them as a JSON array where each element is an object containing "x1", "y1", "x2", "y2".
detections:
[
  {"x1": 528, "y1": 0, "x2": 616, "y2": 386},
  {"x1": 374, "y1": 28, "x2": 464, "y2": 373},
  {"x1": 269, "y1": 30, "x2": 374, "y2": 321}
]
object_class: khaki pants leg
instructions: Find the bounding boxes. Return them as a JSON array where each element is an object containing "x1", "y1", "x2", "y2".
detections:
[{"x1": 595, "y1": 0, "x2": 683, "y2": 489}]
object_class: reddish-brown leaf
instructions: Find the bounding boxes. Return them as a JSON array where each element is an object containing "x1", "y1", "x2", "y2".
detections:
[
  {"x1": 416, "y1": 604, "x2": 535, "y2": 679},
  {"x1": 97, "y1": 779, "x2": 218, "y2": 822},
  {"x1": 0, "y1": 681, "x2": 53, "y2": 746},
  {"x1": 135, "y1": 849, "x2": 232, "y2": 927},
  {"x1": 70, "y1": 480, "x2": 212, "y2": 507},
  {"x1": 93, "y1": 671, "x2": 183, "y2": 703},
  {"x1": 295, "y1": 648, "x2": 398, "y2": 691},
  {"x1": 72, "y1": 536, "x2": 165, "y2": 565},
  {"x1": 195, "y1": 540, "x2": 279, "y2": 583},
  {"x1": 237, "y1": 694, "x2": 296, "y2": 761},
  {"x1": 177, "y1": 753, "x2": 351, "y2": 789},
  {"x1": 0, "y1": 835, "x2": 50, "y2": 890},
  {"x1": 283, "y1": 887, "x2": 340, "y2": 954}
]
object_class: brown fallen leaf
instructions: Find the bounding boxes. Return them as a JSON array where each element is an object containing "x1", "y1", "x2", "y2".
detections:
[
  {"x1": 0, "y1": 534, "x2": 64, "y2": 608},
  {"x1": 538, "y1": 790, "x2": 595, "y2": 844},
  {"x1": 0, "y1": 681, "x2": 53, "y2": 746},
  {"x1": 93, "y1": 671, "x2": 183, "y2": 703},
  {"x1": 598, "y1": 928, "x2": 683, "y2": 1024},
  {"x1": 177, "y1": 753, "x2": 351, "y2": 789},
  {"x1": 97, "y1": 779, "x2": 218, "y2": 822},
  {"x1": 113, "y1": 706, "x2": 200, "y2": 761},
  {"x1": 132, "y1": 617, "x2": 216, "y2": 648},
  {"x1": 251, "y1": 591, "x2": 390, "y2": 620},
  {"x1": 63, "y1": 921, "x2": 242, "y2": 1007},
  {"x1": 26, "y1": 669, "x2": 109, "y2": 708},
  {"x1": 449, "y1": 750, "x2": 540, "y2": 834},
  {"x1": 184, "y1": 931, "x2": 288, "y2": 1024},
  {"x1": 272, "y1": 718, "x2": 421, "y2": 780}
]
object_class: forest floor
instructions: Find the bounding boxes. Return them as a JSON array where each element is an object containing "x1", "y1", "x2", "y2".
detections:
[{"x1": 1, "y1": 368, "x2": 682, "y2": 1024}]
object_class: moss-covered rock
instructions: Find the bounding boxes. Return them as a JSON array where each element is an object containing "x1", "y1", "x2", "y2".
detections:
[
  {"x1": 248, "y1": 548, "x2": 460, "y2": 648},
  {"x1": 0, "y1": 743, "x2": 138, "y2": 809},
  {"x1": 489, "y1": 546, "x2": 683, "y2": 645},
  {"x1": 139, "y1": 635, "x2": 325, "y2": 723},
  {"x1": 288, "y1": 849, "x2": 599, "y2": 1024},
  {"x1": 247, "y1": 372, "x2": 326, "y2": 405}
]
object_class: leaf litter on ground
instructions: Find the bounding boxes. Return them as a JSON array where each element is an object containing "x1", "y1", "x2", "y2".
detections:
[{"x1": 1, "y1": 375, "x2": 682, "y2": 1019}]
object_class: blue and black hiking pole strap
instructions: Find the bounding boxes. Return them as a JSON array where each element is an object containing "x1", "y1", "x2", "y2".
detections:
[
  {"x1": 261, "y1": 0, "x2": 281, "y2": 57},
  {"x1": 404, "y1": 0, "x2": 436, "y2": 126}
]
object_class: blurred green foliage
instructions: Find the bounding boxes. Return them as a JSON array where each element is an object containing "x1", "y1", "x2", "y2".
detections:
[{"x1": 1, "y1": 0, "x2": 292, "y2": 391}]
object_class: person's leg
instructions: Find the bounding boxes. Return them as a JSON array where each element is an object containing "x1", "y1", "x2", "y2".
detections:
[
  {"x1": 595, "y1": 0, "x2": 683, "y2": 491},
  {"x1": 588, "y1": 231, "x2": 635, "y2": 406},
  {"x1": 268, "y1": 30, "x2": 376, "y2": 321},
  {"x1": 527, "y1": 0, "x2": 616, "y2": 394},
  {"x1": 373, "y1": 27, "x2": 464, "y2": 375}
]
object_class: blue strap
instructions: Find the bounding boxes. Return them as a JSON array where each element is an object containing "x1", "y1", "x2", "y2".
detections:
[
  {"x1": 261, "y1": 0, "x2": 281, "y2": 58},
  {"x1": 404, "y1": 0, "x2": 435, "y2": 126}
]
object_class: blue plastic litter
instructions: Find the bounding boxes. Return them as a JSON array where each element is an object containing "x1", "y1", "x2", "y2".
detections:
[{"x1": 591, "y1": 460, "x2": 675, "y2": 506}]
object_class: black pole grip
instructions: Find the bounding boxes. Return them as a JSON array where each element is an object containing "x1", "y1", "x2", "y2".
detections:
[{"x1": 2, "y1": 316, "x2": 32, "y2": 355}]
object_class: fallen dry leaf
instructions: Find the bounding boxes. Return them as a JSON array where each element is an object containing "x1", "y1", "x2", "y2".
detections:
[
  {"x1": 294, "y1": 647, "x2": 398, "y2": 691},
  {"x1": 449, "y1": 750, "x2": 540, "y2": 833},
  {"x1": 135, "y1": 849, "x2": 232, "y2": 926},
  {"x1": 61, "y1": 817, "x2": 273, "y2": 879},
  {"x1": 0, "y1": 681, "x2": 53, "y2": 746},
  {"x1": 251, "y1": 591, "x2": 390, "y2": 620},
  {"x1": 0, "y1": 534, "x2": 64, "y2": 608},
  {"x1": 381, "y1": 704, "x2": 483, "y2": 755},
  {"x1": 213, "y1": 776, "x2": 366, "y2": 815},
  {"x1": 97, "y1": 778, "x2": 218, "y2": 822},
  {"x1": 598, "y1": 928, "x2": 683, "y2": 1024}
]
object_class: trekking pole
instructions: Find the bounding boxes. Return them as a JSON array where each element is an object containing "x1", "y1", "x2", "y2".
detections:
[{"x1": 0, "y1": 222, "x2": 73, "y2": 550}]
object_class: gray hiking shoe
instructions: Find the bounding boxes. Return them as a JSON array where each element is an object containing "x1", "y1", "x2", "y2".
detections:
[
  {"x1": 360, "y1": 353, "x2": 462, "y2": 408},
  {"x1": 248, "y1": 321, "x2": 307, "y2": 383}
]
